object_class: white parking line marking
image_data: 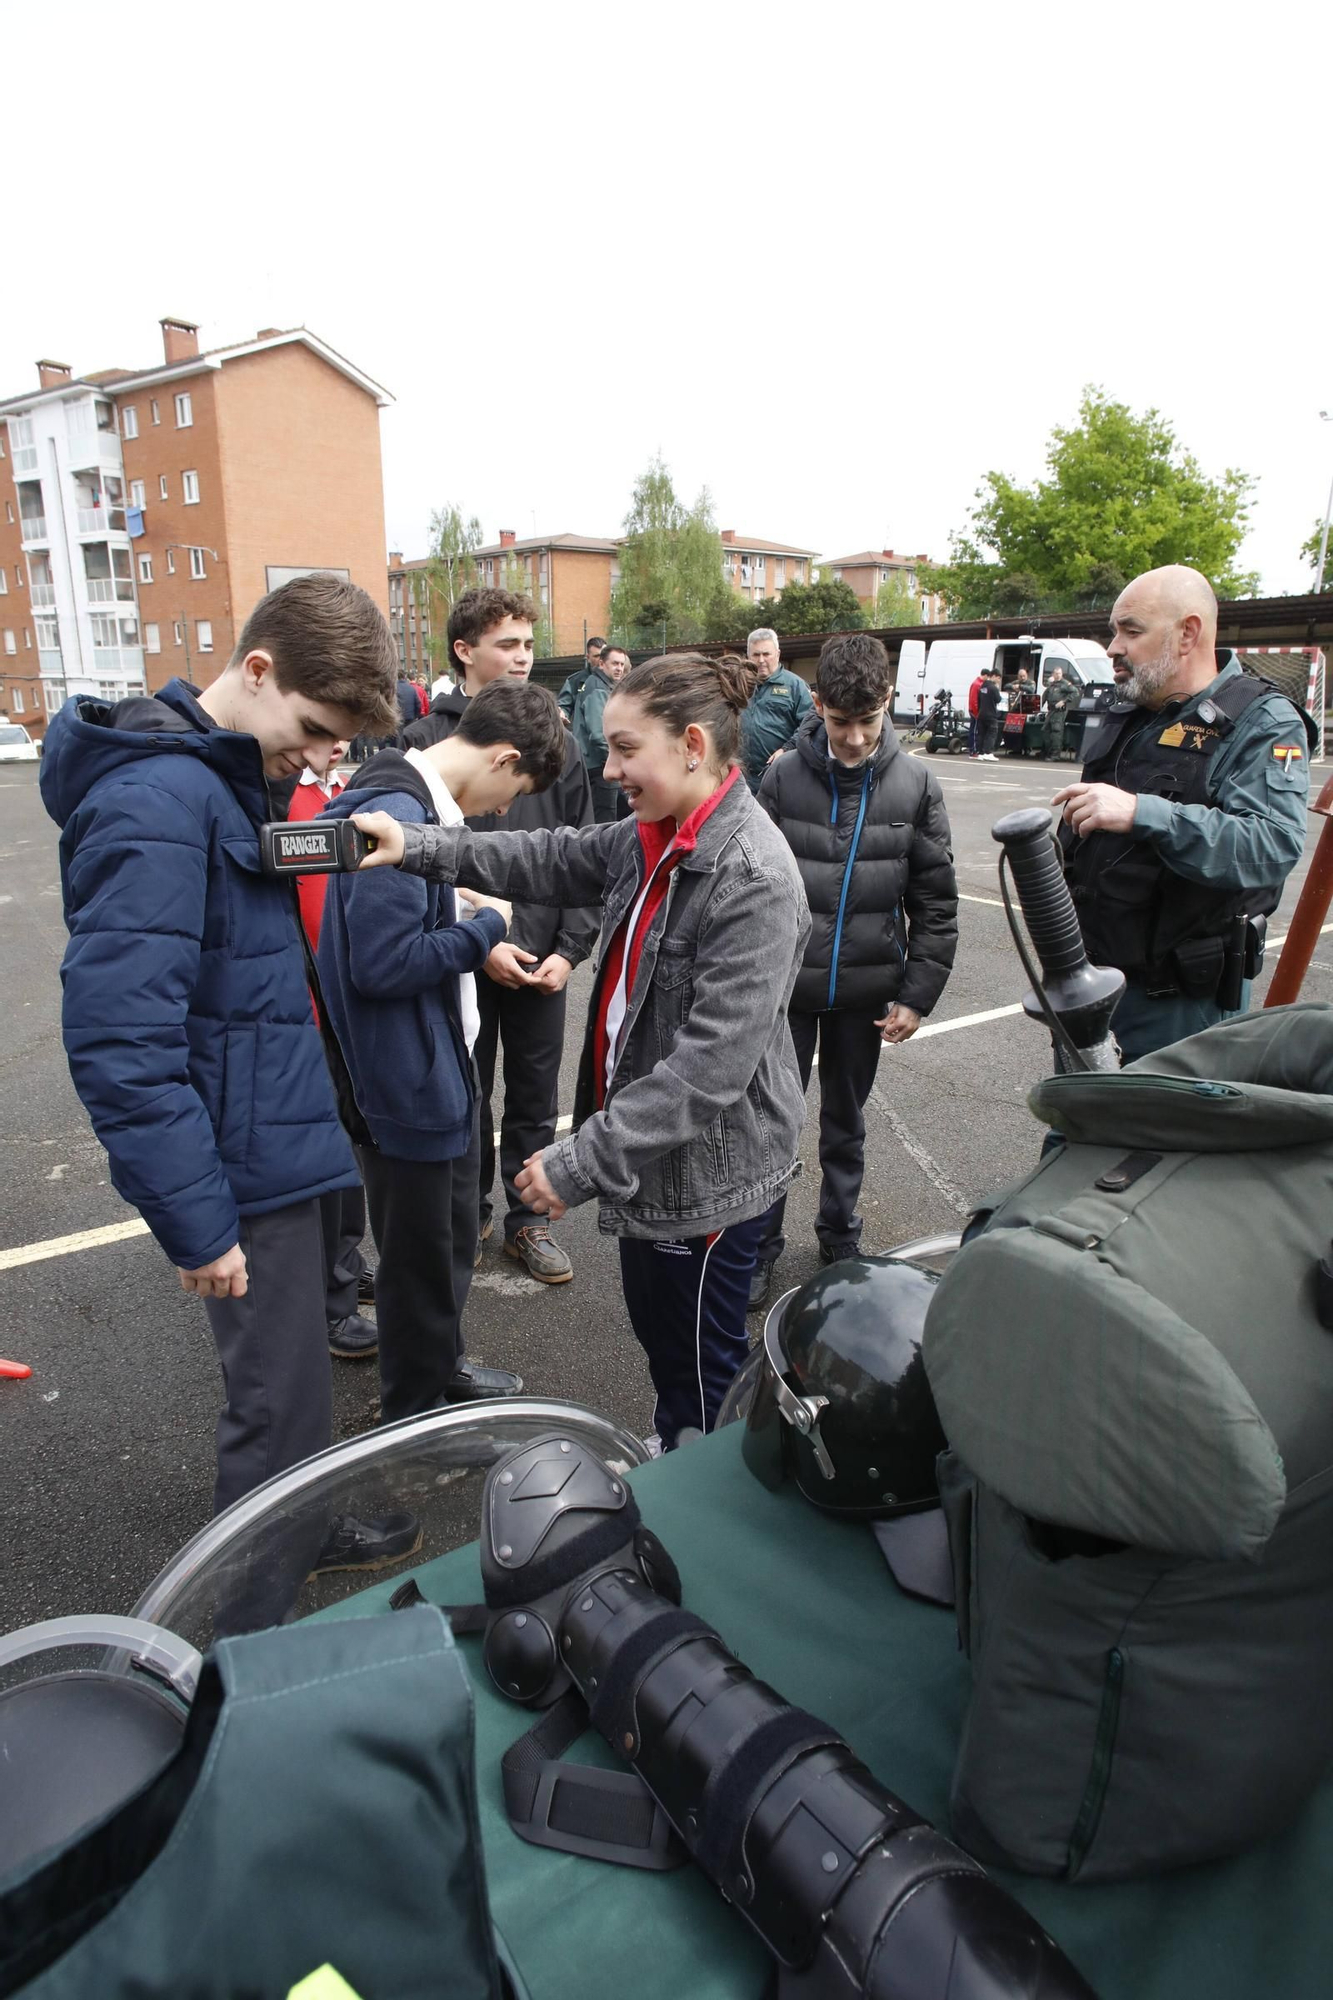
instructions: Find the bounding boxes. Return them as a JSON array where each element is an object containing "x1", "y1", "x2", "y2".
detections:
[
  {"x1": 0, "y1": 1218, "x2": 150, "y2": 1270},
  {"x1": 6, "y1": 926, "x2": 1332, "y2": 1275}
]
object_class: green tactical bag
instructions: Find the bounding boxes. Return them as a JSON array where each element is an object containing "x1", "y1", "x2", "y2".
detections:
[
  {"x1": 0, "y1": 1608, "x2": 521, "y2": 1999},
  {"x1": 922, "y1": 1003, "x2": 1333, "y2": 1881}
]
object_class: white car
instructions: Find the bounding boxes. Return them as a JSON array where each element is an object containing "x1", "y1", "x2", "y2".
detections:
[{"x1": 0, "y1": 723, "x2": 40, "y2": 763}]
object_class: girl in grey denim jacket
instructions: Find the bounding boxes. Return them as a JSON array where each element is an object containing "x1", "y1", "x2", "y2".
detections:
[{"x1": 354, "y1": 655, "x2": 810, "y2": 1448}]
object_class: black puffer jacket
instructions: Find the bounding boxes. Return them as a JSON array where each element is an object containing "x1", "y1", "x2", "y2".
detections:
[
  {"x1": 401, "y1": 687, "x2": 598, "y2": 966},
  {"x1": 757, "y1": 713, "x2": 958, "y2": 1015}
]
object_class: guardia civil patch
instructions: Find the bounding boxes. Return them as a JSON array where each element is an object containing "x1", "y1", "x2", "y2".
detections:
[
  {"x1": 1158, "y1": 722, "x2": 1217, "y2": 751},
  {"x1": 1273, "y1": 744, "x2": 1304, "y2": 760}
]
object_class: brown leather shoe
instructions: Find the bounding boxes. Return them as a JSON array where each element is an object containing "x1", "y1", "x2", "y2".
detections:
[{"x1": 503, "y1": 1224, "x2": 573, "y2": 1284}]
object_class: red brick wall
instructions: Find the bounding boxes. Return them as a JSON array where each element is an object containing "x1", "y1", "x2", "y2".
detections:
[
  {"x1": 213, "y1": 344, "x2": 390, "y2": 635},
  {"x1": 117, "y1": 370, "x2": 232, "y2": 692},
  {"x1": 0, "y1": 464, "x2": 43, "y2": 734}
]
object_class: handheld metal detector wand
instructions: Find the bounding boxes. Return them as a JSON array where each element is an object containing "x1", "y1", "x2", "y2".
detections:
[{"x1": 992, "y1": 808, "x2": 1124, "y2": 1074}]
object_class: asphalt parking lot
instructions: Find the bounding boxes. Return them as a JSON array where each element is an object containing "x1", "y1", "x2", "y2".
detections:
[{"x1": 3, "y1": 744, "x2": 1331, "y2": 1631}]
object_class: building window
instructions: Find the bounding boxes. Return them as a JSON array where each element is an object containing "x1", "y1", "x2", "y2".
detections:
[
  {"x1": 139, "y1": 555, "x2": 153, "y2": 584},
  {"x1": 130, "y1": 480, "x2": 146, "y2": 509},
  {"x1": 12, "y1": 687, "x2": 23, "y2": 712},
  {"x1": 145, "y1": 622, "x2": 161, "y2": 654},
  {"x1": 91, "y1": 615, "x2": 117, "y2": 649},
  {"x1": 4, "y1": 503, "x2": 10, "y2": 524},
  {"x1": 173, "y1": 621, "x2": 183, "y2": 646},
  {"x1": 23, "y1": 627, "x2": 31, "y2": 648},
  {"x1": 174, "y1": 392, "x2": 193, "y2": 428},
  {"x1": 167, "y1": 549, "x2": 176, "y2": 575},
  {"x1": 159, "y1": 475, "x2": 169, "y2": 501},
  {"x1": 15, "y1": 567, "x2": 24, "y2": 589},
  {"x1": 150, "y1": 399, "x2": 160, "y2": 425},
  {"x1": 122, "y1": 407, "x2": 138, "y2": 440},
  {"x1": 182, "y1": 470, "x2": 200, "y2": 505},
  {"x1": 4, "y1": 631, "x2": 16, "y2": 655},
  {"x1": 0, "y1": 570, "x2": 6, "y2": 595},
  {"x1": 95, "y1": 400, "x2": 115, "y2": 433},
  {"x1": 197, "y1": 619, "x2": 213, "y2": 652},
  {"x1": 44, "y1": 683, "x2": 65, "y2": 713},
  {"x1": 35, "y1": 617, "x2": 58, "y2": 650},
  {"x1": 189, "y1": 546, "x2": 206, "y2": 580}
]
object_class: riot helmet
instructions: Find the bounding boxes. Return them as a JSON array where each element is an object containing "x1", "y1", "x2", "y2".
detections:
[{"x1": 726, "y1": 1255, "x2": 953, "y2": 1601}]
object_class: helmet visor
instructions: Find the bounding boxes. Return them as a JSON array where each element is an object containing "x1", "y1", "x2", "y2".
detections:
[{"x1": 740, "y1": 1290, "x2": 835, "y2": 1491}]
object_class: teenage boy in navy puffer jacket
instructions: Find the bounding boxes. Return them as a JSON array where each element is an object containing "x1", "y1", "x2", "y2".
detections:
[
  {"x1": 318, "y1": 680, "x2": 567, "y2": 1421},
  {"x1": 750, "y1": 632, "x2": 958, "y2": 1307}
]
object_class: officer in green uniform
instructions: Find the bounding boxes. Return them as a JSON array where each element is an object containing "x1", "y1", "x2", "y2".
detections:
[
  {"x1": 1054, "y1": 565, "x2": 1311, "y2": 1063},
  {"x1": 1042, "y1": 665, "x2": 1079, "y2": 759},
  {"x1": 741, "y1": 628, "x2": 814, "y2": 791}
]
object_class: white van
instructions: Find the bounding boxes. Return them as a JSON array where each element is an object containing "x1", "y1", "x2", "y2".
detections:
[{"x1": 894, "y1": 635, "x2": 1115, "y2": 722}]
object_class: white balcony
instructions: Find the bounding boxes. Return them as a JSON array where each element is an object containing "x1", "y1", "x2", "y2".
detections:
[
  {"x1": 39, "y1": 650, "x2": 63, "y2": 675},
  {"x1": 20, "y1": 515, "x2": 48, "y2": 544},
  {"x1": 67, "y1": 430, "x2": 124, "y2": 473},
  {"x1": 89, "y1": 646, "x2": 144, "y2": 677},
  {"x1": 13, "y1": 446, "x2": 38, "y2": 475},
  {"x1": 86, "y1": 578, "x2": 135, "y2": 604},
  {"x1": 76, "y1": 507, "x2": 107, "y2": 534},
  {"x1": 30, "y1": 583, "x2": 55, "y2": 607}
]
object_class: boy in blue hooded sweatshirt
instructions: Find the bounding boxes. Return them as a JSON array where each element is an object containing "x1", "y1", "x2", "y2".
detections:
[
  {"x1": 318, "y1": 679, "x2": 567, "y2": 1421},
  {"x1": 40, "y1": 576, "x2": 399, "y2": 1527}
]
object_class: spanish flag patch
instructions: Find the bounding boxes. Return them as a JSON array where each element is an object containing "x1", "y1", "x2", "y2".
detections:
[{"x1": 1273, "y1": 744, "x2": 1304, "y2": 760}]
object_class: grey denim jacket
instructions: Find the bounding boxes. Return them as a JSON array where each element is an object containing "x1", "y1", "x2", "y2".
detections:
[{"x1": 398, "y1": 776, "x2": 810, "y2": 1238}]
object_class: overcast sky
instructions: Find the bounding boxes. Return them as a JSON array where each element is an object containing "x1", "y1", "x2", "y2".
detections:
[{"x1": 6, "y1": 1, "x2": 1329, "y2": 597}]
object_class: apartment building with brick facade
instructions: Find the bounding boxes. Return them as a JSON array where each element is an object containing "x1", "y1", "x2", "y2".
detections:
[
  {"x1": 389, "y1": 531, "x2": 620, "y2": 672},
  {"x1": 719, "y1": 529, "x2": 818, "y2": 606},
  {"x1": 475, "y1": 531, "x2": 618, "y2": 658},
  {"x1": 820, "y1": 547, "x2": 944, "y2": 625},
  {"x1": 0, "y1": 317, "x2": 392, "y2": 730}
]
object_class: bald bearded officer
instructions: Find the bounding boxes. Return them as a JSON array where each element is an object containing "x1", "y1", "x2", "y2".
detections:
[{"x1": 1054, "y1": 565, "x2": 1311, "y2": 1062}]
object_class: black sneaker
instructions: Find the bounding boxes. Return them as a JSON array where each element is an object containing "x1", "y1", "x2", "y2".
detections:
[
  {"x1": 748, "y1": 1259, "x2": 777, "y2": 1311},
  {"x1": 328, "y1": 1313, "x2": 378, "y2": 1360},
  {"x1": 356, "y1": 1267, "x2": 377, "y2": 1308},
  {"x1": 444, "y1": 1358, "x2": 524, "y2": 1403},
  {"x1": 309, "y1": 1511, "x2": 423, "y2": 1577},
  {"x1": 818, "y1": 1242, "x2": 862, "y2": 1267}
]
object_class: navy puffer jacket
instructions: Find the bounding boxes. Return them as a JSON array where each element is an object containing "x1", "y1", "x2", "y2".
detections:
[
  {"x1": 758, "y1": 711, "x2": 958, "y2": 1016},
  {"x1": 40, "y1": 680, "x2": 358, "y2": 1270}
]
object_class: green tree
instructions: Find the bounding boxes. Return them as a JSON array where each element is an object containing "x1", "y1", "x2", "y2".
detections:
[
  {"x1": 415, "y1": 504, "x2": 483, "y2": 672},
  {"x1": 611, "y1": 456, "x2": 732, "y2": 646},
  {"x1": 1299, "y1": 518, "x2": 1333, "y2": 592},
  {"x1": 872, "y1": 573, "x2": 922, "y2": 627},
  {"x1": 769, "y1": 576, "x2": 866, "y2": 636},
  {"x1": 922, "y1": 389, "x2": 1258, "y2": 619}
]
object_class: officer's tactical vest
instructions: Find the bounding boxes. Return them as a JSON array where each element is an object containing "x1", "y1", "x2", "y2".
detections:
[
  {"x1": 922, "y1": 1005, "x2": 1333, "y2": 1881},
  {"x1": 1061, "y1": 670, "x2": 1297, "y2": 989}
]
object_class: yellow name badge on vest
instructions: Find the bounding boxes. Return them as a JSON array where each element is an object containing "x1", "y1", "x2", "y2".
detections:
[{"x1": 1157, "y1": 721, "x2": 1217, "y2": 752}]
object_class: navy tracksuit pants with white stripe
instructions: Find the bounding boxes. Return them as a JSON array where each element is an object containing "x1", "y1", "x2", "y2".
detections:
[{"x1": 618, "y1": 1215, "x2": 767, "y2": 1449}]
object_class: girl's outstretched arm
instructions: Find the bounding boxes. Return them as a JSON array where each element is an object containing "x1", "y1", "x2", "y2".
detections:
[{"x1": 353, "y1": 813, "x2": 623, "y2": 909}]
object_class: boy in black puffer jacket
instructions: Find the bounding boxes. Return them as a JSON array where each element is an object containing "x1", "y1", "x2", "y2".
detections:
[{"x1": 751, "y1": 632, "x2": 958, "y2": 1305}]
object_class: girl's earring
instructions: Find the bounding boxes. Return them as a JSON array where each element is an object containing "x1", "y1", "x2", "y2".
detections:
[{"x1": 687, "y1": 757, "x2": 698, "y2": 771}]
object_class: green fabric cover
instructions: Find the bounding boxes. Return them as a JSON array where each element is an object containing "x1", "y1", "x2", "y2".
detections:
[
  {"x1": 1033, "y1": 1001, "x2": 1333, "y2": 1150},
  {"x1": 3, "y1": 1610, "x2": 504, "y2": 2000},
  {"x1": 924, "y1": 1006, "x2": 1333, "y2": 1559},
  {"x1": 325, "y1": 1422, "x2": 1333, "y2": 2000}
]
